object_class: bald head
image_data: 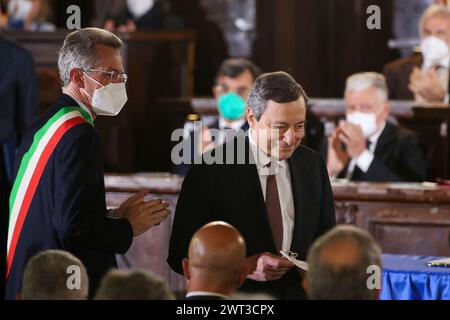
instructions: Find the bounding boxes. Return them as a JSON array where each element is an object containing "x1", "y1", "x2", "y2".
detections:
[
  {"x1": 189, "y1": 221, "x2": 246, "y2": 269},
  {"x1": 183, "y1": 221, "x2": 247, "y2": 296}
]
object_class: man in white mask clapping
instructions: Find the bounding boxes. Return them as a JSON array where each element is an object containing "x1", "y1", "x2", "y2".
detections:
[
  {"x1": 325, "y1": 72, "x2": 426, "y2": 182},
  {"x1": 5, "y1": 28, "x2": 171, "y2": 299},
  {"x1": 384, "y1": 4, "x2": 450, "y2": 103}
]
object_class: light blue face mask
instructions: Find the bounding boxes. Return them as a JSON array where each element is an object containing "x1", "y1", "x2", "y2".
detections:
[{"x1": 218, "y1": 92, "x2": 246, "y2": 121}]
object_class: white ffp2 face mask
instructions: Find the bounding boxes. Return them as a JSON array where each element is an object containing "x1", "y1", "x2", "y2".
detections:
[
  {"x1": 346, "y1": 111, "x2": 377, "y2": 138},
  {"x1": 420, "y1": 36, "x2": 450, "y2": 69},
  {"x1": 92, "y1": 83, "x2": 128, "y2": 116},
  {"x1": 82, "y1": 74, "x2": 128, "y2": 116}
]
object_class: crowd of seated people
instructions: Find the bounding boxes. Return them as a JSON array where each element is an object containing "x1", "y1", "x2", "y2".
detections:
[{"x1": 17, "y1": 223, "x2": 382, "y2": 300}]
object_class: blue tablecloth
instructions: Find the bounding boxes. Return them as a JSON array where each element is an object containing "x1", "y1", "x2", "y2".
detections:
[{"x1": 381, "y1": 254, "x2": 450, "y2": 300}]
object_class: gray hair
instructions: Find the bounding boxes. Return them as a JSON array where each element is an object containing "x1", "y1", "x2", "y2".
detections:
[
  {"x1": 344, "y1": 72, "x2": 388, "y2": 102},
  {"x1": 419, "y1": 4, "x2": 450, "y2": 37},
  {"x1": 21, "y1": 250, "x2": 88, "y2": 300},
  {"x1": 58, "y1": 27, "x2": 123, "y2": 87},
  {"x1": 306, "y1": 225, "x2": 382, "y2": 300},
  {"x1": 94, "y1": 269, "x2": 175, "y2": 300},
  {"x1": 247, "y1": 71, "x2": 309, "y2": 121}
]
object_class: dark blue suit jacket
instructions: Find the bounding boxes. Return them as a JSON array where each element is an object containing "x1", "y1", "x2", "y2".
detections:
[
  {"x1": 0, "y1": 35, "x2": 37, "y2": 298},
  {"x1": 5, "y1": 95, "x2": 133, "y2": 299},
  {"x1": 0, "y1": 36, "x2": 37, "y2": 143}
]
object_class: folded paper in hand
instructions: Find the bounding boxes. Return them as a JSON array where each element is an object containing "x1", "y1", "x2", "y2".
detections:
[{"x1": 280, "y1": 251, "x2": 309, "y2": 271}]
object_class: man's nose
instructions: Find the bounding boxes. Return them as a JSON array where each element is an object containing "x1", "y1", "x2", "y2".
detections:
[{"x1": 283, "y1": 128, "x2": 295, "y2": 145}]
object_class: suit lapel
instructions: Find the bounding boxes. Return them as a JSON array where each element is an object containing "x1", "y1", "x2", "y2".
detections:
[
  {"x1": 287, "y1": 149, "x2": 311, "y2": 259},
  {"x1": 374, "y1": 122, "x2": 396, "y2": 159}
]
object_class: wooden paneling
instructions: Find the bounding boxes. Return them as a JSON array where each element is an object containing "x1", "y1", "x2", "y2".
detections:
[{"x1": 253, "y1": 0, "x2": 399, "y2": 97}]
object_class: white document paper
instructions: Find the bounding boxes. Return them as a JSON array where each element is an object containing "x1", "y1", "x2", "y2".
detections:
[{"x1": 280, "y1": 251, "x2": 309, "y2": 271}]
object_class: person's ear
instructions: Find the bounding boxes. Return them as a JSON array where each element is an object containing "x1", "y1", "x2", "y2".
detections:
[
  {"x1": 381, "y1": 101, "x2": 390, "y2": 120},
  {"x1": 246, "y1": 107, "x2": 257, "y2": 128},
  {"x1": 70, "y1": 69, "x2": 85, "y2": 88},
  {"x1": 182, "y1": 258, "x2": 191, "y2": 280},
  {"x1": 302, "y1": 277, "x2": 310, "y2": 295},
  {"x1": 212, "y1": 85, "x2": 220, "y2": 100},
  {"x1": 238, "y1": 267, "x2": 249, "y2": 287}
]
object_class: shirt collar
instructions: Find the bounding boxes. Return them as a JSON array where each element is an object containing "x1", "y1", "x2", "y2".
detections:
[
  {"x1": 248, "y1": 129, "x2": 286, "y2": 170},
  {"x1": 368, "y1": 121, "x2": 386, "y2": 144},
  {"x1": 186, "y1": 291, "x2": 230, "y2": 299},
  {"x1": 72, "y1": 97, "x2": 95, "y2": 123},
  {"x1": 219, "y1": 117, "x2": 246, "y2": 131}
]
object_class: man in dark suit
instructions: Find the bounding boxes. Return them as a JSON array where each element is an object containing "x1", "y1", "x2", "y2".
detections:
[
  {"x1": 168, "y1": 72, "x2": 336, "y2": 299},
  {"x1": 5, "y1": 28, "x2": 171, "y2": 299},
  {"x1": 0, "y1": 34, "x2": 37, "y2": 298},
  {"x1": 183, "y1": 222, "x2": 247, "y2": 300},
  {"x1": 0, "y1": 35, "x2": 37, "y2": 185},
  {"x1": 325, "y1": 72, "x2": 426, "y2": 182},
  {"x1": 174, "y1": 58, "x2": 260, "y2": 175},
  {"x1": 383, "y1": 4, "x2": 450, "y2": 103}
]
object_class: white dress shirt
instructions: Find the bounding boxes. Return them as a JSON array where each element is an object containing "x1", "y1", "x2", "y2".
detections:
[
  {"x1": 218, "y1": 117, "x2": 247, "y2": 145},
  {"x1": 72, "y1": 97, "x2": 95, "y2": 123},
  {"x1": 186, "y1": 291, "x2": 230, "y2": 299},
  {"x1": 346, "y1": 121, "x2": 386, "y2": 178},
  {"x1": 248, "y1": 129, "x2": 295, "y2": 252}
]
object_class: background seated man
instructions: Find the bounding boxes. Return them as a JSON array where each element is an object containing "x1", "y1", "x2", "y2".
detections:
[
  {"x1": 324, "y1": 72, "x2": 426, "y2": 182},
  {"x1": 95, "y1": 269, "x2": 174, "y2": 300},
  {"x1": 174, "y1": 58, "x2": 261, "y2": 176},
  {"x1": 303, "y1": 225, "x2": 382, "y2": 300},
  {"x1": 20, "y1": 250, "x2": 88, "y2": 300},
  {"x1": 383, "y1": 4, "x2": 450, "y2": 103},
  {"x1": 182, "y1": 221, "x2": 248, "y2": 300}
]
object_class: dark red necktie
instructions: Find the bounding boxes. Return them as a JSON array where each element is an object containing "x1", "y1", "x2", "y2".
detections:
[{"x1": 266, "y1": 173, "x2": 283, "y2": 251}]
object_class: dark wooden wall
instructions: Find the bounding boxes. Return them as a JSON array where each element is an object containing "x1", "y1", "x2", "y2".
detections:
[{"x1": 253, "y1": 0, "x2": 399, "y2": 98}]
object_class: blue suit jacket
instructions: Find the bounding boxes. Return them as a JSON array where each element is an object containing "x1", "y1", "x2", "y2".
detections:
[
  {"x1": 0, "y1": 36, "x2": 37, "y2": 143},
  {"x1": 5, "y1": 95, "x2": 133, "y2": 299}
]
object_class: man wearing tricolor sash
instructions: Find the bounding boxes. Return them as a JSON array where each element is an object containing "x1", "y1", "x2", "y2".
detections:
[{"x1": 5, "y1": 28, "x2": 171, "y2": 299}]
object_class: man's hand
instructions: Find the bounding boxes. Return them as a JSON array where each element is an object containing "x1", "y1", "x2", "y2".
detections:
[
  {"x1": 327, "y1": 129, "x2": 350, "y2": 177},
  {"x1": 338, "y1": 121, "x2": 366, "y2": 158},
  {"x1": 409, "y1": 67, "x2": 446, "y2": 103},
  {"x1": 245, "y1": 252, "x2": 294, "y2": 281},
  {"x1": 115, "y1": 190, "x2": 171, "y2": 236}
]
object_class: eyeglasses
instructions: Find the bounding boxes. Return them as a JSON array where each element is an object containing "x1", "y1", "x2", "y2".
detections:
[{"x1": 85, "y1": 69, "x2": 128, "y2": 83}]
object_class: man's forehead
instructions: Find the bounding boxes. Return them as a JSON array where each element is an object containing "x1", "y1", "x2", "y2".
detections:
[
  {"x1": 217, "y1": 70, "x2": 254, "y2": 85},
  {"x1": 94, "y1": 45, "x2": 123, "y2": 69},
  {"x1": 424, "y1": 15, "x2": 450, "y2": 28}
]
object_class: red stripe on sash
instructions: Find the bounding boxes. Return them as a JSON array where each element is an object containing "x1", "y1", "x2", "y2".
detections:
[{"x1": 6, "y1": 116, "x2": 86, "y2": 279}]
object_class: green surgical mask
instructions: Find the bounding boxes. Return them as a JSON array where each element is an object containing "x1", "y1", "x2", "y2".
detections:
[{"x1": 218, "y1": 92, "x2": 246, "y2": 121}]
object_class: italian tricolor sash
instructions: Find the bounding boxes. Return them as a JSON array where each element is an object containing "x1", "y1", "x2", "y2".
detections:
[{"x1": 6, "y1": 106, "x2": 93, "y2": 279}]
